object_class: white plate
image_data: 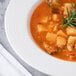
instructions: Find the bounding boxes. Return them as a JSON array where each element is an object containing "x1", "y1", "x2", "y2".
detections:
[{"x1": 5, "y1": 0, "x2": 76, "y2": 76}]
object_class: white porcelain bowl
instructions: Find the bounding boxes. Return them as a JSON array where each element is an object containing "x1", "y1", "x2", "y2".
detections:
[{"x1": 5, "y1": 0, "x2": 76, "y2": 76}]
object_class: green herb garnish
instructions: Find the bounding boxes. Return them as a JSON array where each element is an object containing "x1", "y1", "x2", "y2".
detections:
[
  {"x1": 52, "y1": 7, "x2": 59, "y2": 13},
  {"x1": 62, "y1": 3, "x2": 76, "y2": 29}
]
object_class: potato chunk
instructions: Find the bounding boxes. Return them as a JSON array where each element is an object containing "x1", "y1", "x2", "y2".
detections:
[
  {"x1": 66, "y1": 26, "x2": 76, "y2": 36},
  {"x1": 37, "y1": 24, "x2": 47, "y2": 32},
  {"x1": 67, "y1": 36, "x2": 76, "y2": 51},
  {"x1": 52, "y1": 14, "x2": 58, "y2": 21},
  {"x1": 41, "y1": 16, "x2": 48, "y2": 23},
  {"x1": 43, "y1": 42, "x2": 57, "y2": 54},
  {"x1": 46, "y1": 33, "x2": 57, "y2": 44},
  {"x1": 57, "y1": 36, "x2": 66, "y2": 48},
  {"x1": 64, "y1": 3, "x2": 72, "y2": 8},
  {"x1": 68, "y1": 36, "x2": 76, "y2": 45},
  {"x1": 57, "y1": 30, "x2": 67, "y2": 38},
  {"x1": 48, "y1": 22, "x2": 58, "y2": 32}
]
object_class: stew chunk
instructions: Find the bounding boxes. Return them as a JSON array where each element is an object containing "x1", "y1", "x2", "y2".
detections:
[
  {"x1": 30, "y1": 0, "x2": 76, "y2": 61},
  {"x1": 46, "y1": 32, "x2": 57, "y2": 44},
  {"x1": 67, "y1": 36, "x2": 76, "y2": 51},
  {"x1": 57, "y1": 36, "x2": 66, "y2": 48},
  {"x1": 66, "y1": 26, "x2": 76, "y2": 36}
]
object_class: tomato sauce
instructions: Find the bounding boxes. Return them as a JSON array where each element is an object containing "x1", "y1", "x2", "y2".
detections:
[{"x1": 30, "y1": 0, "x2": 76, "y2": 61}]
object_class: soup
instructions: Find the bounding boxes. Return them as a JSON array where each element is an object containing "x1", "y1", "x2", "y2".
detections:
[{"x1": 30, "y1": 0, "x2": 76, "y2": 61}]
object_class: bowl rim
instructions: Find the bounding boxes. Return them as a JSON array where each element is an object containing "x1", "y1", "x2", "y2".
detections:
[{"x1": 5, "y1": 0, "x2": 76, "y2": 76}]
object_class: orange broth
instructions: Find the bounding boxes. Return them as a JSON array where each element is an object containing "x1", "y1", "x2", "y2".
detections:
[{"x1": 30, "y1": 0, "x2": 76, "y2": 61}]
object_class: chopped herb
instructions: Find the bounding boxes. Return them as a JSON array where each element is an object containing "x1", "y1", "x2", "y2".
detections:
[{"x1": 52, "y1": 8, "x2": 59, "y2": 13}]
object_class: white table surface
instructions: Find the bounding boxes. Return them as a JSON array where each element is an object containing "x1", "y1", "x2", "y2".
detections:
[
  {"x1": 0, "y1": 44, "x2": 32, "y2": 76},
  {"x1": 0, "y1": 0, "x2": 49, "y2": 76}
]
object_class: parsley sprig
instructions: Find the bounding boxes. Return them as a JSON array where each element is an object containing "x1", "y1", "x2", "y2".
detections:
[{"x1": 62, "y1": 3, "x2": 76, "y2": 29}]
